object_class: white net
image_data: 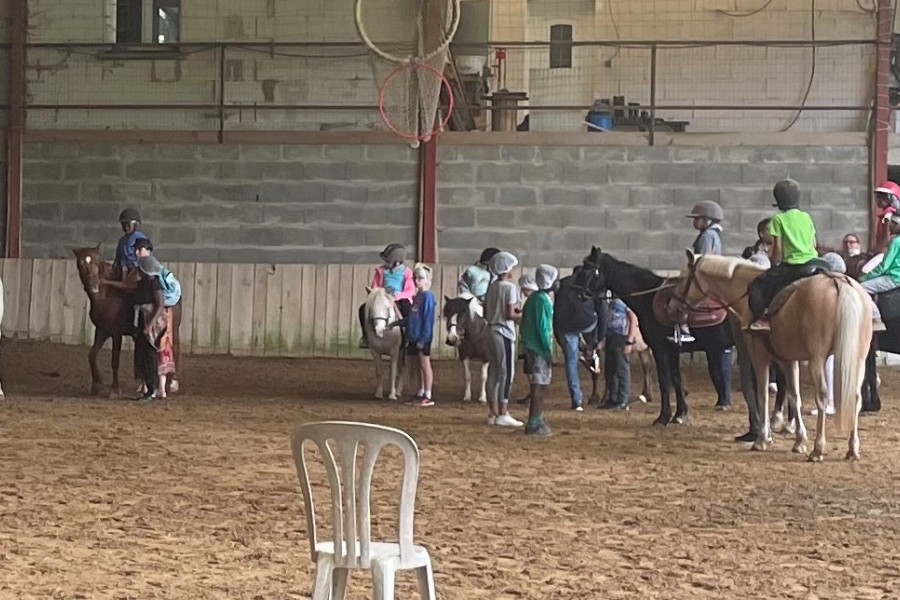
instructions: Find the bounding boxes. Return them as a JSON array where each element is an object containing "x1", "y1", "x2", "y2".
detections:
[{"x1": 355, "y1": 0, "x2": 460, "y2": 142}]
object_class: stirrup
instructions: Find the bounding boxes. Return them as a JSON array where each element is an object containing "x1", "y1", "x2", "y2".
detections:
[{"x1": 746, "y1": 318, "x2": 770, "y2": 332}]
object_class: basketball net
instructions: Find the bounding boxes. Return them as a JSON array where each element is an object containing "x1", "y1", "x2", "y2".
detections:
[{"x1": 355, "y1": 0, "x2": 460, "y2": 147}]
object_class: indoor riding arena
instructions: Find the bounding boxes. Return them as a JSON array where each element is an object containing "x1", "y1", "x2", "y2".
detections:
[{"x1": 2, "y1": 0, "x2": 900, "y2": 598}]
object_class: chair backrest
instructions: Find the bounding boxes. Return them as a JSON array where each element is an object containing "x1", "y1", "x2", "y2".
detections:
[{"x1": 290, "y1": 421, "x2": 420, "y2": 569}]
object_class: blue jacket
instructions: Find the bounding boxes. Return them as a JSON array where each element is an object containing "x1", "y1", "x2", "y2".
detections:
[
  {"x1": 159, "y1": 266, "x2": 182, "y2": 307},
  {"x1": 407, "y1": 290, "x2": 436, "y2": 346},
  {"x1": 114, "y1": 231, "x2": 148, "y2": 269}
]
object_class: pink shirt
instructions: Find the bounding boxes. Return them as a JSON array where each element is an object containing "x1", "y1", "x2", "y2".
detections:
[{"x1": 370, "y1": 265, "x2": 416, "y2": 302}]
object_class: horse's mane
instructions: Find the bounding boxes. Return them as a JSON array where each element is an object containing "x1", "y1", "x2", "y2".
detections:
[
  {"x1": 697, "y1": 254, "x2": 765, "y2": 280},
  {"x1": 366, "y1": 286, "x2": 393, "y2": 303},
  {"x1": 600, "y1": 252, "x2": 663, "y2": 289}
]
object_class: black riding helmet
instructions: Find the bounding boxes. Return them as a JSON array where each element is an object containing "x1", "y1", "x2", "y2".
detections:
[
  {"x1": 133, "y1": 238, "x2": 154, "y2": 252},
  {"x1": 479, "y1": 247, "x2": 501, "y2": 265},
  {"x1": 119, "y1": 208, "x2": 142, "y2": 223},
  {"x1": 772, "y1": 179, "x2": 800, "y2": 211}
]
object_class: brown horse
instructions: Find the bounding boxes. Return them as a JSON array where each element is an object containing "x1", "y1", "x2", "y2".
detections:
[{"x1": 73, "y1": 246, "x2": 182, "y2": 398}]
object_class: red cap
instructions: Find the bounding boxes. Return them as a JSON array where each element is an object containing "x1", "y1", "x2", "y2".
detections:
[{"x1": 875, "y1": 181, "x2": 900, "y2": 196}]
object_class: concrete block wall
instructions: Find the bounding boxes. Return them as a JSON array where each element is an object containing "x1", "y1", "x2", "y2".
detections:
[
  {"x1": 20, "y1": 142, "x2": 419, "y2": 263},
  {"x1": 435, "y1": 143, "x2": 870, "y2": 270}
]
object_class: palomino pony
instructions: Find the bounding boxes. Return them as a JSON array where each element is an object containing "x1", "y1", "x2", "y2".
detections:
[
  {"x1": 73, "y1": 246, "x2": 183, "y2": 398},
  {"x1": 363, "y1": 287, "x2": 404, "y2": 401},
  {"x1": 581, "y1": 247, "x2": 733, "y2": 426},
  {"x1": 442, "y1": 295, "x2": 490, "y2": 403},
  {"x1": 672, "y1": 251, "x2": 871, "y2": 461}
]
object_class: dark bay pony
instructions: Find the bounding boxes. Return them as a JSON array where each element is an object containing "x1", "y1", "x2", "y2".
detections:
[
  {"x1": 581, "y1": 246, "x2": 733, "y2": 425},
  {"x1": 73, "y1": 246, "x2": 182, "y2": 397}
]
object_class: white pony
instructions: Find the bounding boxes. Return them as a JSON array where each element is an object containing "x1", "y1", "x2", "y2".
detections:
[
  {"x1": 442, "y1": 294, "x2": 489, "y2": 403},
  {"x1": 363, "y1": 287, "x2": 404, "y2": 401}
]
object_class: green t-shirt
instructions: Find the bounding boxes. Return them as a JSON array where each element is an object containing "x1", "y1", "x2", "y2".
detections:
[
  {"x1": 768, "y1": 209, "x2": 817, "y2": 265},
  {"x1": 520, "y1": 290, "x2": 554, "y2": 359}
]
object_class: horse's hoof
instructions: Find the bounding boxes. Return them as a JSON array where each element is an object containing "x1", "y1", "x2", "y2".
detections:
[
  {"x1": 652, "y1": 416, "x2": 670, "y2": 427},
  {"x1": 374, "y1": 391, "x2": 384, "y2": 400},
  {"x1": 751, "y1": 441, "x2": 768, "y2": 451},
  {"x1": 462, "y1": 396, "x2": 472, "y2": 403},
  {"x1": 477, "y1": 397, "x2": 487, "y2": 404},
  {"x1": 388, "y1": 394, "x2": 398, "y2": 401},
  {"x1": 670, "y1": 415, "x2": 687, "y2": 425},
  {"x1": 169, "y1": 380, "x2": 180, "y2": 394},
  {"x1": 845, "y1": 451, "x2": 860, "y2": 461},
  {"x1": 108, "y1": 389, "x2": 122, "y2": 400},
  {"x1": 807, "y1": 451, "x2": 825, "y2": 463},
  {"x1": 792, "y1": 443, "x2": 807, "y2": 454},
  {"x1": 638, "y1": 394, "x2": 648, "y2": 403}
]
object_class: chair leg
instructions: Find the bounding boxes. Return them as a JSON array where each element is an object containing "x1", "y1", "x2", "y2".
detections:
[
  {"x1": 332, "y1": 568, "x2": 350, "y2": 600},
  {"x1": 416, "y1": 558, "x2": 436, "y2": 600},
  {"x1": 311, "y1": 557, "x2": 334, "y2": 600},
  {"x1": 371, "y1": 560, "x2": 396, "y2": 600}
]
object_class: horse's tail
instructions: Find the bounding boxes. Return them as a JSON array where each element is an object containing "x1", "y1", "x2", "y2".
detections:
[{"x1": 833, "y1": 281, "x2": 868, "y2": 434}]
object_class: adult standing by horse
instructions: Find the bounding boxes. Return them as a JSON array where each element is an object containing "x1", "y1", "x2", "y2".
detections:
[{"x1": 553, "y1": 266, "x2": 607, "y2": 411}]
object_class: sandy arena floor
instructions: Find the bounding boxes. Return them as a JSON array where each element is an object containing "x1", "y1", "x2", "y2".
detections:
[{"x1": 2, "y1": 339, "x2": 900, "y2": 600}]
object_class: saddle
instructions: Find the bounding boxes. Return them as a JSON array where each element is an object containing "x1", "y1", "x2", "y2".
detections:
[
  {"x1": 768, "y1": 268, "x2": 842, "y2": 316},
  {"x1": 652, "y1": 285, "x2": 727, "y2": 329},
  {"x1": 876, "y1": 287, "x2": 900, "y2": 321}
]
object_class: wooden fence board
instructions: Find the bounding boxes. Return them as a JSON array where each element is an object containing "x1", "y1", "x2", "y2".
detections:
[
  {"x1": 228, "y1": 264, "x2": 254, "y2": 356},
  {"x1": 251, "y1": 265, "x2": 269, "y2": 357},
  {"x1": 349, "y1": 265, "x2": 369, "y2": 360},
  {"x1": 1, "y1": 259, "x2": 30, "y2": 337},
  {"x1": 47, "y1": 260, "x2": 69, "y2": 342},
  {"x1": 264, "y1": 265, "x2": 284, "y2": 356},
  {"x1": 336, "y1": 264, "x2": 355, "y2": 359},
  {"x1": 169, "y1": 262, "x2": 197, "y2": 354},
  {"x1": 214, "y1": 264, "x2": 234, "y2": 355},
  {"x1": 192, "y1": 263, "x2": 218, "y2": 354},
  {"x1": 61, "y1": 260, "x2": 87, "y2": 345},
  {"x1": 281, "y1": 265, "x2": 304, "y2": 356},
  {"x1": 311, "y1": 265, "x2": 327, "y2": 357},
  {"x1": 29, "y1": 259, "x2": 54, "y2": 340}
]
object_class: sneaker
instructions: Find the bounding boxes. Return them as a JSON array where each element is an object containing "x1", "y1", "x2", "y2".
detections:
[
  {"x1": 495, "y1": 413, "x2": 524, "y2": 427},
  {"x1": 412, "y1": 397, "x2": 434, "y2": 407},
  {"x1": 138, "y1": 391, "x2": 160, "y2": 403},
  {"x1": 573, "y1": 405, "x2": 584, "y2": 412},
  {"x1": 714, "y1": 402, "x2": 732, "y2": 411},
  {"x1": 359, "y1": 336, "x2": 369, "y2": 349},
  {"x1": 747, "y1": 317, "x2": 770, "y2": 332},
  {"x1": 487, "y1": 415, "x2": 497, "y2": 426},
  {"x1": 734, "y1": 431, "x2": 757, "y2": 443},
  {"x1": 525, "y1": 421, "x2": 553, "y2": 437},
  {"x1": 873, "y1": 319, "x2": 887, "y2": 332}
]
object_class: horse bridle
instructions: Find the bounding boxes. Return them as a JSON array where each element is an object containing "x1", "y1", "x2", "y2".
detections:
[{"x1": 578, "y1": 258, "x2": 676, "y2": 301}]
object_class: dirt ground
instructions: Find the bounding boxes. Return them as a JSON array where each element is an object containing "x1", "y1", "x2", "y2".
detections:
[{"x1": 2, "y1": 339, "x2": 900, "y2": 600}]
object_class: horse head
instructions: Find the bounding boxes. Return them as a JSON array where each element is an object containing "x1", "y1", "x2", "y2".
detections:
[
  {"x1": 365, "y1": 287, "x2": 396, "y2": 339},
  {"x1": 72, "y1": 245, "x2": 103, "y2": 294},
  {"x1": 442, "y1": 295, "x2": 479, "y2": 346}
]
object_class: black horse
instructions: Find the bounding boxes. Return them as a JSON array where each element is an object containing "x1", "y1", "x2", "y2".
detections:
[
  {"x1": 581, "y1": 247, "x2": 733, "y2": 426},
  {"x1": 842, "y1": 251, "x2": 887, "y2": 414}
]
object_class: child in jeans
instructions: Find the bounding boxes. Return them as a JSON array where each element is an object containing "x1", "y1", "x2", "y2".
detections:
[
  {"x1": 484, "y1": 251, "x2": 523, "y2": 427},
  {"x1": 601, "y1": 297, "x2": 635, "y2": 410},
  {"x1": 521, "y1": 264, "x2": 558, "y2": 436},
  {"x1": 406, "y1": 263, "x2": 437, "y2": 406}
]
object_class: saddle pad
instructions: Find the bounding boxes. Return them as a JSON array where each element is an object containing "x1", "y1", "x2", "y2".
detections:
[
  {"x1": 877, "y1": 288, "x2": 900, "y2": 321},
  {"x1": 768, "y1": 270, "x2": 843, "y2": 316},
  {"x1": 651, "y1": 285, "x2": 727, "y2": 329}
]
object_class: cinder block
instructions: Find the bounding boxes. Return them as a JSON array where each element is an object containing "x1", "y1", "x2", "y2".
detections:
[
  {"x1": 25, "y1": 161, "x2": 62, "y2": 181},
  {"x1": 438, "y1": 162, "x2": 477, "y2": 184},
  {"x1": 455, "y1": 145, "x2": 503, "y2": 162},
  {"x1": 830, "y1": 164, "x2": 867, "y2": 188},
  {"x1": 321, "y1": 228, "x2": 365, "y2": 248},
  {"x1": 369, "y1": 183, "x2": 417, "y2": 204},
  {"x1": 563, "y1": 207, "x2": 607, "y2": 229},
  {"x1": 239, "y1": 145, "x2": 283, "y2": 161},
  {"x1": 476, "y1": 207, "x2": 517, "y2": 228},
  {"x1": 784, "y1": 164, "x2": 832, "y2": 185},
  {"x1": 262, "y1": 204, "x2": 316, "y2": 226},
  {"x1": 197, "y1": 145, "x2": 241, "y2": 160},
  {"x1": 608, "y1": 163, "x2": 652, "y2": 184},
  {"x1": 830, "y1": 210, "x2": 869, "y2": 236},
  {"x1": 119, "y1": 145, "x2": 159, "y2": 161},
  {"x1": 384, "y1": 162, "x2": 417, "y2": 182},
  {"x1": 756, "y1": 147, "x2": 815, "y2": 164},
  {"x1": 476, "y1": 163, "x2": 522, "y2": 183},
  {"x1": 365, "y1": 145, "x2": 416, "y2": 162},
  {"x1": 810, "y1": 186, "x2": 862, "y2": 210},
  {"x1": 740, "y1": 163, "x2": 789, "y2": 184},
  {"x1": 738, "y1": 209, "x2": 776, "y2": 231},
  {"x1": 65, "y1": 160, "x2": 124, "y2": 180},
  {"x1": 325, "y1": 183, "x2": 368, "y2": 204},
  {"x1": 24, "y1": 143, "x2": 79, "y2": 160},
  {"x1": 23, "y1": 182, "x2": 79, "y2": 202},
  {"x1": 76, "y1": 145, "x2": 121, "y2": 159},
  {"x1": 537, "y1": 147, "x2": 582, "y2": 162},
  {"x1": 346, "y1": 162, "x2": 389, "y2": 181},
  {"x1": 650, "y1": 165, "x2": 697, "y2": 185},
  {"x1": 438, "y1": 185, "x2": 496, "y2": 206},
  {"x1": 157, "y1": 226, "x2": 198, "y2": 246},
  {"x1": 649, "y1": 207, "x2": 695, "y2": 231},
  {"x1": 436, "y1": 145, "x2": 457, "y2": 162},
  {"x1": 22, "y1": 202, "x2": 62, "y2": 222},
  {"x1": 540, "y1": 187, "x2": 585, "y2": 206},
  {"x1": 365, "y1": 227, "x2": 417, "y2": 247},
  {"x1": 440, "y1": 228, "x2": 495, "y2": 251},
  {"x1": 588, "y1": 230, "x2": 629, "y2": 254},
  {"x1": 671, "y1": 147, "x2": 714, "y2": 163},
  {"x1": 438, "y1": 205, "x2": 476, "y2": 228},
  {"x1": 628, "y1": 186, "x2": 671, "y2": 207},
  {"x1": 322, "y1": 145, "x2": 367, "y2": 161},
  {"x1": 125, "y1": 160, "x2": 210, "y2": 181},
  {"x1": 715, "y1": 147, "x2": 759, "y2": 163},
  {"x1": 608, "y1": 208, "x2": 650, "y2": 230},
  {"x1": 500, "y1": 146, "x2": 537, "y2": 162},
  {"x1": 304, "y1": 162, "x2": 349, "y2": 180},
  {"x1": 498, "y1": 186, "x2": 538, "y2": 206},
  {"x1": 521, "y1": 162, "x2": 564, "y2": 184},
  {"x1": 62, "y1": 202, "x2": 119, "y2": 223},
  {"x1": 157, "y1": 145, "x2": 199, "y2": 161},
  {"x1": 629, "y1": 231, "x2": 678, "y2": 252},
  {"x1": 625, "y1": 147, "x2": 673, "y2": 163},
  {"x1": 283, "y1": 145, "x2": 325, "y2": 161},
  {"x1": 586, "y1": 185, "x2": 629, "y2": 207},
  {"x1": 154, "y1": 183, "x2": 201, "y2": 203},
  {"x1": 583, "y1": 147, "x2": 627, "y2": 162},
  {"x1": 672, "y1": 187, "x2": 719, "y2": 208},
  {"x1": 198, "y1": 183, "x2": 260, "y2": 203},
  {"x1": 719, "y1": 187, "x2": 770, "y2": 210},
  {"x1": 564, "y1": 163, "x2": 608, "y2": 185},
  {"x1": 696, "y1": 164, "x2": 742, "y2": 186}
]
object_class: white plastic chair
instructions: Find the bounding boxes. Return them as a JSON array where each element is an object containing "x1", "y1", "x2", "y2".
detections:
[{"x1": 290, "y1": 421, "x2": 436, "y2": 600}]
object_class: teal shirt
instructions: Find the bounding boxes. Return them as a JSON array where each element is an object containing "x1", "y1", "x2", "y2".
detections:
[
  {"x1": 520, "y1": 291, "x2": 554, "y2": 359},
  {"x1": 863, "y1": 235, "x2": 900, "y2": 284}
]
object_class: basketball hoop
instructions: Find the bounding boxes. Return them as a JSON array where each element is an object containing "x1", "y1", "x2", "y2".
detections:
[
  {"x1": 355, "y1": 0, "x2": 461, "y2": 64},
  {"x1": 378, "y1": 61, "x2": 455, "y2": 145}
]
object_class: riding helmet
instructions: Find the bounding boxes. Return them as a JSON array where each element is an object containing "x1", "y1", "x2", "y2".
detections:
[
  {"x1": 772, "y1": 179, "x2": 801, "y2": 210},
  {"x1": 119, "y1": 208, "x2": 142, "y2": 223},
  {"x1": 685, "y1": 201, "x2": 724, "y2": 222},
  {"x1": 479, "y1": 247, "x2": 501, "y2": 266},
  {"x1": 379, "y1": 243, "x2": 406, "y2": 265}
]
